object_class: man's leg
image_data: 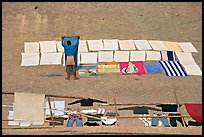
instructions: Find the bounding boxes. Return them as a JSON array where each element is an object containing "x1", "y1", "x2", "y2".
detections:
[
  {"x1": 72, "y1": 65, "x2": 79, "y2": 80},
  {"x1": 66, "y1": 65, "x2": 71, "y2": 80}
]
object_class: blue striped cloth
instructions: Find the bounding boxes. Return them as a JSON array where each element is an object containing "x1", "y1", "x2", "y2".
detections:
[{"x1": 159, "y1": 61, "x2": 187, "y2": 76}]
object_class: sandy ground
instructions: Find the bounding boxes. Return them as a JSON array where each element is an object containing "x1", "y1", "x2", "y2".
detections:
[{"x1": 2, "y1": 2, "x2": 202, "y2": 135}]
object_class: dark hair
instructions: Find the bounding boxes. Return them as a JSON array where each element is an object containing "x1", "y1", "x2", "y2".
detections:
[{"x1": 67, "y1": 40, "x2": 71, "y2": 45}]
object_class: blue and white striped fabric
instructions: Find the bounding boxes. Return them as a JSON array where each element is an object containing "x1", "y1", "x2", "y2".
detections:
[{"x1": 159, "y1": 61, "x2": 187, "y2": 76}]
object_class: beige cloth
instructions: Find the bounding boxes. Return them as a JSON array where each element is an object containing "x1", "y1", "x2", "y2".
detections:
[
  {"x1": 14, "y1": 92, "x2": 45, "y2": 123},
  {"x1": 66, "y1": 56, "x2": 75, "y2": 65}
]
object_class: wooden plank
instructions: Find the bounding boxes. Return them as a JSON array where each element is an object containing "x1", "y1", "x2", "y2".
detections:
[{"x1": 48, "y1": 97, "x2": 54, "y2": 127}]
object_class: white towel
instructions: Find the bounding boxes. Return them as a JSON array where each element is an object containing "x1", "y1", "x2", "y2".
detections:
[
  {"x1": 146, "y1": 51, "x2": 161, "y2": 61},
  {"x1": 113, "y1": 51, "x2": 130, "y2": 62},
  {"x1": 134, "y1": 40, "x2": 152, "y2": 50},
  {"x1": 118, "y1": 40, "x2": 136, "y2": 50},
  {"x1": 78, "y1": 40, "x2": 89, "y2": 53},
  {"x1": 178, "y1": 42, "x2": 198, "y2": 52},
  {"x1": 175, "y1": 52, "x2": 196, "y2": 65},
  {"x1": 80, "y1": 52, "x2": 98, "y2": 64},
  {"x1": 21, "y1": 53, "x2": 40, "y2": 66},
  {"x1": 24, "y1": 42, "x2": 40, "y2": 53},
  {"x1": 148, "y1": 40, "x2": 168, "y2": 51},
  {"x1": 103, "y1": 39, "x2": 119, "y2": 50},
  {"x1": 98, "y1": 51, "x2": 114, "y2": 62},
  {"x1": 39, "y1": 41, "x2": 57, "y2": 53},
  {"x1": 130, "y1": 51, "x2": 146, "y2": 61},
  {"x1": 87, "y1": 40, "x2": 104, "y2": 51},
  {"x1": 40, "y1": 52, "x2": 63, "y2": 65},
  {"x1": 182, "y1": 64, "x2": 202, "y2": 76}
]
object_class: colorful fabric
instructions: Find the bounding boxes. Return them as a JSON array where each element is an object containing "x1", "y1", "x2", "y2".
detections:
[
  {"x1": 160, "y1": 51, "x2": 168, "y2": 61},
  {"x1": 163, "y1": 41, "x2": 182, "y2": 52},
  {"x1": 144, "y1": 62, "x2": 163, "y2": 74},
  {"x1": 167, "y1": 51, "x2": 176, "y2": 61},
  {"x1": 119, "y1": 61, "x2": 146, "y2": 75},
  {"x1": 159, "y1": 61, "x2": 187, "y2": 76},
  {"x1": 185, "y1": 103, "x2": 202, "y2": 123}
]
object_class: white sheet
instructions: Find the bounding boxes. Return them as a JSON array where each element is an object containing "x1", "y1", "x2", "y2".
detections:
[
  {"x1": 182, "y1": 64, "x2": 202, "y2": 76},
  {"x1": 146, "y1": 51, "x2": 161, "y2": 61},
  {"x1": 103, "y1": 39, "x2": 119, "y2": 50},
  {"x1": 98, "y1": 51, "x2": 114, "y2": 62},
  {"x1": 148, "y1": 40, "x2": 168, "y2": 51},
  {"x1": 87, "y1": 40, "x2": 104, "y2": 51},
  {"x1": 40, "y1": 52, "x2": 63, "y2": 65},
  {"x1": 133, "y1": 40, "x2": 152, "y2": 50},
  {"x1": 175, "y1": 52, "x2": 196, "y2": 65},
  {"x1": 21, "y1": 53, "x2": 40, "y2": 66},
  {"x1": 56, "y1": 41, "x2": 64, "y2": 52},
  {"x1": 78, "y1": 40, "x2": 88, "y2": 53},
  {"x1": 130, "y1": 51, "x2": 146, "y2": 61},
  {"x1": 39, "y1": 41, "x2": 57, "y2": 53},
  {"x1": 118, "y1": 40, "x2": 136, "y2": 50},
  {"x1": 80, "y1": 52, "x2": 98, "y2": 64},
  {"x1": 24, "y1": 42, "x2": 40, "y2": 53},
  {"x1": 113, "y1": 51, "x2": 130, "y2": 62},
  {"x1": 178, "y1": 42, "x2": 198, "y2": 52},
  {"x1": 54, "y1": 101, "x2": 65, "y2": 116}
]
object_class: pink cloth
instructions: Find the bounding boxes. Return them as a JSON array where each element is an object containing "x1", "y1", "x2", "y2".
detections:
[
  {"x1": 119, "y1": 61, "x2": 146, "y2": 75},
  {"x1": 161, "y1": 51, "x2": 168, "y2": 61}
]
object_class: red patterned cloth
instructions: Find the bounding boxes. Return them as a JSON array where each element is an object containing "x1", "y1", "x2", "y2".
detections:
[{"x1": 119, "y1": 61, "x2": 146, "y2": 75}]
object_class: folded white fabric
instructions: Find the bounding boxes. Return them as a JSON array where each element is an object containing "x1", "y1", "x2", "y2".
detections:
[
  {"x1": 80, "y1": 52, "x2": 98, "y2": 64},
  {"x1": 56, "y1": 41, "x2": 64, "y2": 52},
  {"x1": 87, "y1": 40, "x2": 104, "y2": 51},
  {"x1": 175, "y1": 52, "x2": 196, "y2": 65},
  {"x1": 146, "y1": 51, "x2": 161, "y2": 61},
  {"x1": 182, "y1": 64, "x2": 202, "y2": 76},
  {"x1": 78, "y1": 40, "x2": 88, "y2": 53},
  {"x1": 39, "y1": 41, "x2": 57, "y2": 53},
  {"x1": 130, "y1": 51, "x2": 146, "y2": 61},
  {"x1": 134, "y1": 40, "x2": 152, "y2": 50},
  {"x1": 24, "y1": 42, "x2": 40, "y2": 53},
  {"x1": 103, "y1": 39, "x2": 119, "y2": 50},
  {"x1": 148, "y1": 40, "x2": 168, "y2": 51},
  {"x1": 21, "y1": 53, "x2": 40, "y2": 66},
  {"x1": 178, "y1": 42, "x2": 198, "y2": 52},
  {"x1": 118, "y1": 40, "x2": 136, "y2": 50},
  {"x1": 98, "y1": 51, "x2": 114, "y2": 62},
  {"x1": 113, "y1": 51, "x2": 130, "y2": 62},
  {"x1": 40, "y1": 52, "x2": 63, "y2": 65}
]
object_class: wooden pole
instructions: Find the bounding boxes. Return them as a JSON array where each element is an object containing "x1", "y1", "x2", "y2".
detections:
[
  {"x1": 47, "y1": 97, "x2": 54, "y2": 127},
  {"x1": 173, "y1": 91, "x2": 187, "y2": 127},
  {"x1": 98, "y1": 103, "x2": 184, "y2": 106},
  {"x1": 2, "y1": 92, "x2": 83, "y2": 99},
  {"x1": 114, "y1": 95, "x2": 119, "y2": 126}
]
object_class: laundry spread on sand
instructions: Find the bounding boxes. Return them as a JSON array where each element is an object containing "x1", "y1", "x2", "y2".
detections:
[
  {"x1": 120, "y1": 61, "x2": 146, "y2": 75},
  {"x1": 144, "y1": 62, "x2": 163, "y2": 74},
  {"x1": 130, "y1": 51, "x2": 146, "y2": 61},
  {"x1": 133, "y1": 40, "x2": 152, "y2": 50},
  {"x1": 146, "y1": 51, "x2": 161, "y2": 61},
  {"x1": 103, "y1": 39, "x2": 119, "y2": 50},
  {"x1": 159, "y1": 61, "x2": 187, "y2": 76},
  {"x1": 175, "y1": 52, "x2": 196, "y2": 65},
  {"x1": 182, "y1": 64, "x2": 202, "y2": 76},
  {"x1": 40, "y1": 52, "x2": 63, "y2": 65},
  {"x1": 24, "y1": 42, "x2": 40, "y2": 53},
  {"x1": 167, "y1": 51, "x2": 176, "y2": 61},
  {"x1": 160, "y1": 51, "x2": 168, "y2": 61},
  {"x1": 39, "y1": 41, "x2": 57, "y2": 53},
  {"x1": 21, "y1": 53, "x2": 40, "y2": 66},
  {"x1": 118, "y1": 40, "x2": 136, "y2": 50},
  {"x1": 148, "y1": 40, "x2": 168, "y2": 51},
  {"x1": 178, "y1": 42, "x2": 198, "y2": 53},
  {"x1": 163, "y1": 41, "x2": 182, "y2": 52},
  {"x1": 98, "y1": 51, "x2": 114, "y2": 62},
  {"x1": 87, "y1": 40, "x2": 104, "y2": 51}
]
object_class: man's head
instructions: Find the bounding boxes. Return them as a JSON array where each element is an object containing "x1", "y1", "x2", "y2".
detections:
[{"x1": 67, "y1": 40, "x2": 71, "y2": 45}]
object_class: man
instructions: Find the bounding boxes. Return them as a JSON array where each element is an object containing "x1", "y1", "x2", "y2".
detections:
[{"x1": 61, "y1": 36, "x2": 80, "y2": 80}]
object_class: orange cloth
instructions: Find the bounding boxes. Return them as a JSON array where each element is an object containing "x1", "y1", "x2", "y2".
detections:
[{"x1": 66, "y1": 56, "x2": 75, "y2": 65}]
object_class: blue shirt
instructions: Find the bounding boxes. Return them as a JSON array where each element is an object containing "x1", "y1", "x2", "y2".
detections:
[{"x1": 62, "y1": 39, "x2": 79, "y2": 56}]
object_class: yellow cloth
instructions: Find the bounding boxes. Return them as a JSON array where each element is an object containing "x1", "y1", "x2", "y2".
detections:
[{"x1": 163, "y1": 41, "x2": 182, "y2": 52}]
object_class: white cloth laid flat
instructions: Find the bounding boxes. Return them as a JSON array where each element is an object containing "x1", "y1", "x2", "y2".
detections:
[
  {"x1": 54, "y1": 101, "x2": 65, "y2": 116},
  {"x1": 87, "y1": 40, "x2": 104, "y2": 51},
  {"x1": 113, "y1": 51, "x2": 130, "y2": 62},
  {"x1": 130, "y1": 51, "x2": 146, "y2": 61},
  {"x1": 14, "y1": 92, "x2": 45, "y2": 124},
  {"x1": 8, "y1": 111, "x2": 20, "y2": 126},
  {"x1": 78, "y1": 40, "x2": 88, "y2": 53},
  {"x1": 56, "y1": 41, "x2": 64, "y2": 52},
  {"x1": 182, "y1": 64, "x2": 202, "y2": 76},
  {"x1": 80, "y1": 52, "x2": 98, "y2": 64},
  {"x1": 134, "y1": 40, "x2": 152, "y2": 50},
  {"x1": 24, "y1": 42, "x2": 40, "y2": 53},
  {"x1": 39, "y1": 41, "x2": 57, "y2": 53},
  {"x1": 148, "y1": 40, "x2": 168, "y2": 51},
  {"x1": 81, "y1": 109, "x2": 97, "y2": 114},
  {"x1": 146, "y1": 51, "x2": 161, "y2": 61},
  {"x1": 118, "y1": 40, "x2": 136, "y2": 50},
  {"x1": 101, "y1": 116, "x2": 117, "y2": 125},
  {"x1": 98, "y1": 51, "x2": 114, "y2": 62},
  {"x1": 21, "y1": 53, "x2": 40, "y2": 66},
  {"x1": 40, "y1": 52, "x2": 63, "y2": 65},
  {"x1": 103, "y1": 39, "x2": 119, "y2": 50},
  {"x1": 175, "y1": 52, "x2": 196, "y2": 65},
  {"x1": 178, "y1": 42, "x2": 198, "y2": 52}
]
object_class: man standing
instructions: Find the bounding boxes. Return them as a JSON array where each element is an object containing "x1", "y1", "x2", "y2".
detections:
[{"x1": 61, "y1": 36, "x2": 80, "y2": 80}]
